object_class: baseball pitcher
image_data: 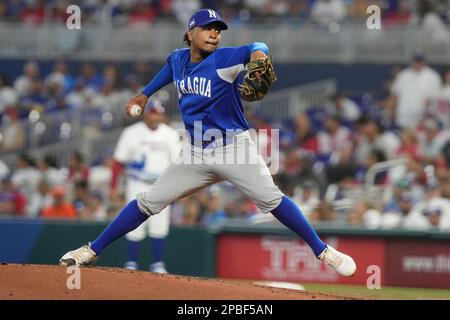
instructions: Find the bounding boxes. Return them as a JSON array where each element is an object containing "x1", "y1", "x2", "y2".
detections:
[{"x1": 60, "y1": 9, "x2": 356, "y2": 277}]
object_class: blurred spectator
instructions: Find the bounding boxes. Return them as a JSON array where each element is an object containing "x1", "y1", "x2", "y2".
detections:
[
  {"x1": 403, "y1": 181, "x2": 450, "y2": 230},
  {"x1": 244, "y1": 0, "x2": 271, "y2": 17},
  {"x1": 308, "y1": 200, "x2": 337, "y2": 224},
  {"x1": 388, "y1": 54, "x2": 442, "y2": 129},
  {"x1": 76, "y1": 63, "x2": 103, "y2": 91},
  {"x1": 421, "y1": 199, "x2": 450, "y2": 231},
  {"x1": 0, "y1": 160, "x2": 10, "y2": 180},
  {"x1": 13, "y1": 61, "x2": 40, "y2": 98},
  {"x1": 293, "y1": 113, "x2": 319, "y2": 153},
  {"x1": 387, "y1": 128, "x2": 423, "y2": 185},
  {"x1": 200, "y1": 193, "x2": 227, "y2": 227},
  {"x1": 396, "y1": 128, "x2": 422, "y2": 161},
  {"x1": 311, "y1": 0, "x2": 347, "y2": 28},
  {"x1": 180, "y1": 198, "x2": 202, "y2": 226},
  {"x1": 26, "y1": 179, "x2": 53, "y2": 218},
  {"x1": 0, "y1": 175, "x2": 26, "y2": 216},
  {"x1": 354, "y1": 117, "x2": 400, "y2": 164},
  {"x1": 317, "y1": 115, "x2": 352, "y2": 158},
  {"x1": 0, "y1": 74, "x2": 18, "y2": 115},
  {"x1": 41, "y1": 185, "x2": 76, "y2": 219},
  {"x1": 67, "y1": 151, "x2": 90, "y2": 184},
  {"x1": 347, "y1": 200, "x2": 381, "y2": 229},
  {"x1": 172, "y1": 0, "x2": 201, "y2": 24},
  {"x1": 0, "y1": 1, "x2": 7, "y2": 19},
  {"x1": 72, "y1": 180, "x2": 89, "y2": 216},
  {"x1": 275, "y1": 148, "x2": 326, "y2": 197},
  {"x1": 247, "y1": 111, "x2": 274, "y2": 163},
  {"x1": 417, "y1": 0, "x2": 449, "y2": 43},
  {"x1": 66, "y1": 78, "x2": 87, "y2": 109},
  {"x1": 292, "y1": 180, "x2": 320, "y2": 217},
  {"x1": 36, "y1": 155, "x2": 66, "y2": 186},
  {"x1": 131, "y1": 60, "x2": 153, "y2": 87},
  {"x1": 89, "y1": 152, "x2": 113, "y2": 200},
  {"x1": 318, "y1": 115, "x2": 355, "y2": 184},
  {"x1": 127, "y1": 0, "x2": 158, "y2": 25},
  {"x1": 384, "y1": 0, "x2": 413, "y2": 25},
  {"x1": 417, "y1": 117, "x2": 450, "y2": 164},
  {"x1": 11, "y1": 153, "x2": 41, "y2": 216},
  {"x1": 0, "y1": 107, "x2": 25, "y2": 152},
  {"x1": 325, "y1": 92, "x2": 361, "y2": 123},
  {"x1": 347, "y1": 0, "x2": 369, "y2": 21},
  {"x1": 44, "y1": 61, "x2": 74, "y2": 93},
  {"x1": 19, "y1": 78, "x2": 46, "y2": 113},
  {"x1": 440, "y1": 174, "x2": 450, "y2": 200},
  {"x1": 381, "y1": 191, "x2": 418, "y2": 229},
  {"x1": 362, "y1": 149, "x2": 387, "y2": 185},
  {"x1": 20, "y1": 0, "x2": 45, "y2": 24},
  {"x1": 384, "y1": 178, "x2": 447, "y2": 230},
  {"x1": 226, "y1": 197, "x2": 259, "y2": 220},
  {"x1": 79, "y1": 191, "x2": 107, "y2": 221},
  {"x1": 427, "y1": 69, "x2": 450, "y2": 128}
]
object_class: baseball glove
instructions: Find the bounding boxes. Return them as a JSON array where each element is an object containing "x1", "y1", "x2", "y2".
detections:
[{"x1": 238, "y1": 57, "x2": 277, "y2": 102}]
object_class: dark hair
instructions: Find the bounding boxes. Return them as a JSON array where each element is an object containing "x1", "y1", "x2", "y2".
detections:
[
  {"x1": 75, "y1": 180, "x2": 88, "y2": 190},
  {"x1": 183, "y1": 32, "x2": 191, "y2": 46},
  {"x1": 43, "y1": 155, "x2": 59, "y2": 168},
  {"x1": 370, "y1": 149, "x2": 387, "y2": 163},
  {"x1": 0, "y1": 74, "x2": 9, "y2": 86},
  {"x1": 18, "y1": 153, "x2": 35, "y2": 167},
  {"x1": 71, "y1": 151, "x2": 84, "y2": 163}
]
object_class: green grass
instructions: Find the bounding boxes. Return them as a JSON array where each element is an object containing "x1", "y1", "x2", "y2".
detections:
[{"x1": 302, "y1": 283, "x2": 450, "y2": 300}]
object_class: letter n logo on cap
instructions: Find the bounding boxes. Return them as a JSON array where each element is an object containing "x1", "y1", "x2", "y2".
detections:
[{"x1": 208, "y1": 10, "x2": 217, "y2": 18}]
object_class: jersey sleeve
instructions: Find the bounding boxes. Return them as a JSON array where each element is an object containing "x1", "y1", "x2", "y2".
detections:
[
  {"x1": 141, "y1": 52, "x2": 175, "y2": 97},
  {"x1": 216, "y1": 42, "x2": 270, "y2": 69},
  {"x1": 113, "y1": 129, "x2": 132, "y2": 164}
]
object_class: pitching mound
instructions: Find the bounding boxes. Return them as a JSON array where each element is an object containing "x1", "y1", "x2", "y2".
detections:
[{"x1": 0, "y1": 264, "x2": 359, "y2": 300}]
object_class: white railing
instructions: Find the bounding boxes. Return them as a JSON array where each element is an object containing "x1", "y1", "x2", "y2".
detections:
[
  {"x1": 0, "y1": 128, "x2": 123, "y2": 168},
  {"x1": 0, "y1": 79, "x2": 336, "y2": 166},
  {"x1": 1, "y1": 22, "x2": 450, "y2": 63},
  {"x1": 248, "y1": 79, "x2": 337, "y2": 120}
]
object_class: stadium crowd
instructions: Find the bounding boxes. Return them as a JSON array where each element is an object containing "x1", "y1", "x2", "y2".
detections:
[
  {"x1": 1, "y1": 50, "x2": 450, "y2": 231},
  {"x1": 1, "y1": 0, "x2": 450, "y2": 27}
]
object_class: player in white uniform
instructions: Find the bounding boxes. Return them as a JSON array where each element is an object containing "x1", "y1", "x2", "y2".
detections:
[{"x1": 111, "y1": 99, "x2": 179, "y2": 273}]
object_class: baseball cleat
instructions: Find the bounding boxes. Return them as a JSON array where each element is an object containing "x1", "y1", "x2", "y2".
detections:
[
  {"x1": 124, "y1": 261, "x2": 139, "y2": 270},
  {"x1": 59, "y1": 243, "x2": 98, "y2": 267},
  {"x1": 318, "y1": 245, "x2": 356, "y2": 277},
  {"x1": 150, "y1": 262, "x2": 168, "y2": 274}
]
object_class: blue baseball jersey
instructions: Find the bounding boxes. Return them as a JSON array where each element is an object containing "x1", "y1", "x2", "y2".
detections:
[{"x1": 142, "y1": 43, "x2": 269, "y2": 144}]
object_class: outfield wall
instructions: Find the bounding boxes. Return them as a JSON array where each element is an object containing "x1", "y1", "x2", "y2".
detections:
[{"x1": 1, "y1": 219, "x2": 449, "y2": 289}]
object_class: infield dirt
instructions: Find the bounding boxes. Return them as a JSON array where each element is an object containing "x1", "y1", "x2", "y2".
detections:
[{"x1": 0, "y1": 264, "x2": 362, "y2": 300}]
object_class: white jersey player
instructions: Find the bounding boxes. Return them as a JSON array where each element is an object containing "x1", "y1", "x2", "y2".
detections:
[{"x1": 111, "y1": 100, "x2": 179, "y2": 272}]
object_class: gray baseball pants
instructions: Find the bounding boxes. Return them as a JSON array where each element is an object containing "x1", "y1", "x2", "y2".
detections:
[{"x1": 136, "y1": 131, "x2": 284, "y2": 215}]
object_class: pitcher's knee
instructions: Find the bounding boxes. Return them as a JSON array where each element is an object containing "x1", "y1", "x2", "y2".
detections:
[
  {"x1": 136, "y1": 191, "x2": 169, "y2": 216},
  {"x1": 255, "y1": 194, "x2": 284, "y2": 214}
]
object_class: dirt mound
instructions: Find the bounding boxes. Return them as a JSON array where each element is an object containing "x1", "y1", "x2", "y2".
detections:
[{"x1": 0, "y1": 264, "x2": 359, "y2": 300}]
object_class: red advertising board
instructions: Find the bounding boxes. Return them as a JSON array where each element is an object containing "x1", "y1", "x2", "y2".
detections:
[
  {"x1": 217, "y1": 234, "x2": 386, "y2": 285},
  {"x1": 387, "y1": 240, "x2": 450, "y2": 289}
]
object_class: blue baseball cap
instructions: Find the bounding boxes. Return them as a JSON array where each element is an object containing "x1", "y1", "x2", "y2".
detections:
[{"x1": 187, "y1": 9, "x2": 228, "y2": 31}]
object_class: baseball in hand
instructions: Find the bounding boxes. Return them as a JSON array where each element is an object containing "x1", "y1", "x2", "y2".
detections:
[{"x1": 129, "y1": 104, "x2": 143, "y2": 117}]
